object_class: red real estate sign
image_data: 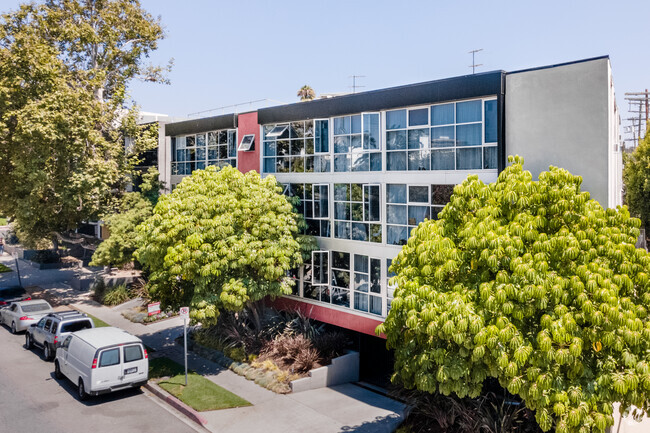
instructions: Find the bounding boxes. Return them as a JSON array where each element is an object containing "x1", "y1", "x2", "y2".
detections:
[{"x1": 147, "y1": 302, "x2": 161, "y2": 316}]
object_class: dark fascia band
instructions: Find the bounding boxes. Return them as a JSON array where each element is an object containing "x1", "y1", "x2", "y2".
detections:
[
  {"x1": 165, "y1": 113, "x2": 237, "y2": 137},
  {"x1": 257, "y1": 70, "x2": 505, "y2": 124}
]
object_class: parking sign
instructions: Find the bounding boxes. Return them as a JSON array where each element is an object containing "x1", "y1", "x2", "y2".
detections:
[{"x1": 179, "y1": 306, "x2": 189, "y2": 319}]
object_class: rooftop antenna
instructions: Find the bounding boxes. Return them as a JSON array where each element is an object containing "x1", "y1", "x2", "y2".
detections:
[
  {"x1": 349, "y1": 75, "x2": 366, "y2": 93},
  {"x1": 468, "y1": 49, "x2": 483, "y2": 74}
]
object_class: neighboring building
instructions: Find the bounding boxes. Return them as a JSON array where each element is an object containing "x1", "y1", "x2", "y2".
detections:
[{"x1": 160, "y1": 56, "x2": 622, "y2": 382}]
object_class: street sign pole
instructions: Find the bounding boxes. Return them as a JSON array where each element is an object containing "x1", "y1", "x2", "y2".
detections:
[
  {"x1": 179, "y1": 306, "x2": 189, "y2": 386},
  {"x1": 184, "y1": 316, "x2": 188, "y2": 386}
]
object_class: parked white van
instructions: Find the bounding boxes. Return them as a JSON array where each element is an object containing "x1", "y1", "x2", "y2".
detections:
[{"x1": 54, "y1": 327, "x2": 148, "y2": 400}]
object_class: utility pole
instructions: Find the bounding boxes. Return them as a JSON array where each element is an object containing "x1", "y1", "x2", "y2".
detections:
[
  {"x1": 468, "y1": 49, "x2": 483, "y2": 74},
  {"x1": 349, "y1": 75, "x2": 366, "y2": 94},
  {"x1": 624, "y1": 91, "x2": 650, "y2": 147}
]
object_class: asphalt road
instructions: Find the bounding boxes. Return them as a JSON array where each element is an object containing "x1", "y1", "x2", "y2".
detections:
[{"x1": 0, "y1": 323, "x2": 197, "y2": 433}]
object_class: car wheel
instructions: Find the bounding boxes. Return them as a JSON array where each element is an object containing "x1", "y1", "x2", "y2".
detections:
[
  {"x1": 78, "y1": 379, "x2": 88, "y2": 401},
  {"x1": 11, "y1": 322, "x2": 17, "y2": 334},
  {"x1": 54, "y1": 361, "x2": 63, "y2": 380},
  {"x1": 25, "y1": 333, "x2": 32, "y2": 349},
  {"x1": 44, "y1": 343, "x2": 52, "y2": 361}
]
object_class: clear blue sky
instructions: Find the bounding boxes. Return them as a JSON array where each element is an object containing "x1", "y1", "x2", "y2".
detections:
[{"x1": 4, "y1": 0, "x2": 650, "y2": 135}]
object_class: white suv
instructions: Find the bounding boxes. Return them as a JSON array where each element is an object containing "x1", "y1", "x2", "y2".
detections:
[{"x1": 26, "y1": 311, "x2": 94, "y2": 361}]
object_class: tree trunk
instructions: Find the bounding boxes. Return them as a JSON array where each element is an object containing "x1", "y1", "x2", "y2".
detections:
[
  {"x1": 247, "y1": 300, "x2": 263, "y2": 334},
  {"x1": 51, "y1": 234, "x2": 59, "y2": 253}
]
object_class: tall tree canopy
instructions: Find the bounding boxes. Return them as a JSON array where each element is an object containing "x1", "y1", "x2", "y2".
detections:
[
  {"x1": 378, "y1": 156, "x2": 650, "y2": 433},
  {"x1": 623, "y1": 123, "x2": 650, "y2": 238},
  {"x1": 0, "y1": 0, "x2": 168, "y2": 248},
  {"x1": 134, "y1": 166, "x2": 303, "y2": 326}
]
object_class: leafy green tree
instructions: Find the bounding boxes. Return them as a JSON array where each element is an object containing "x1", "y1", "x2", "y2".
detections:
[
  {"x1": 0, "y1": 0, "x2": 168, "y2": 249},
  {"x1": 135, "y1": 166, "x2": 303, "y2": 327},
  {"x1": 90, "y1": 167, "x2": 164, "y2": 268},
  {"x1": 623, "y1": 123, "x2": 650, "y2": 237},
  {"x1": 378, "y1": 156, "x2": 650, "y2": 433}
]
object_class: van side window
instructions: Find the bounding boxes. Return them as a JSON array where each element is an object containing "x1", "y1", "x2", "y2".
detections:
[
  {"x1": 44, "y1": 319, "x2": 52, "y2": 332},
  {"x1": 61, "y1": 336, "x2": 72, "y2": 349},
  {"x1": 124, "y1": 345, "x2": 143, "y2": 362},
  {"x1": 99, "y1": 348, "x2": 120, "y2": 367}
]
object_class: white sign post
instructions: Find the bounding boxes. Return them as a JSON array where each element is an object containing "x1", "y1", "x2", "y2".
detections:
[{"x1": 179, "y1": 307, "x2": 190, "y2": 386}]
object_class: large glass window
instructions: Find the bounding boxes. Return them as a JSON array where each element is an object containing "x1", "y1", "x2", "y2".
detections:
[
  {"x1": 333, "y1": 184, "x2": 381, "y2": 243},
  {"x1": 263, "y1": 120, "x2": 330, "y2": 173},
  {"x1": 386, "y1": 184, "x2": 454, "y2": 245},
  {"x1": 354, "y1": 255, "x2": 382, "y2": 315},
  {"x1": 333, "y1": 113, "x2": 381, "y2": 172},
  {"x1": 330, "y1": 251, "x2": 350, "y2": 307},
  {"x1": 171, "y1": 130, "x2": 237, "y2": 175},
  {"x1": 387, "y1": 98, "x2": 497, "y2": 172},
  {"x1": 283, "y1": 183, "x2": 330, "y2": 238}
]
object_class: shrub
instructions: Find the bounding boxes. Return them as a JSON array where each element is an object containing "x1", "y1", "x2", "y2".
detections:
[
  {"x1": 313, "y1": 331, "x2": 350, "y2": 364},
  {"x1": 102, "y1": 284, "x2": 131, "y2": 306},
  {"x1": 31, "y1": 249, "x2": 60, "y2": 264}
]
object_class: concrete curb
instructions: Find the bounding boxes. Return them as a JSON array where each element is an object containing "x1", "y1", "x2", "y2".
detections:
[{"x1": 144, "y1": 381, "x2": 208, "y2": 427}]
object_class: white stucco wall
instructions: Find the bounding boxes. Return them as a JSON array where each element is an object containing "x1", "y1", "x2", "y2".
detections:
[{"x1": 505, "y1": 57, "x2": 622, "y2": 208}]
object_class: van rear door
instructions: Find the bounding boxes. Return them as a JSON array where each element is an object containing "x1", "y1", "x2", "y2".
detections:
[
  {"x1": 93, "y1": 347, "x2": 123, "y2": 391},
  {"x1": 122, "y1": 344, "x2": 147, "y2": 384}
]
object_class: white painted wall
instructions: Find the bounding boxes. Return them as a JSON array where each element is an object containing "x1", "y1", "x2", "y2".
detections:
[{"x1": 505, "y1": 57, "x2": 622, "y2": 208}]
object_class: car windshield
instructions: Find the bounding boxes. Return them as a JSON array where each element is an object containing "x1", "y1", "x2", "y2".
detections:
[
  {"x1": 21, "y1": 303, "x2": 50, "y2": 313},
  {"x1": 60, "y1": 320, "x2": 93, "y2": 333}
]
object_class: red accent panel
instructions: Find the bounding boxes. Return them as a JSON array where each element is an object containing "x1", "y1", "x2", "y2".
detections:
[
  {"x1": 271, "y1": 297, "x2": 386, "y2": 338},
  {"x1": 237, "y1": 111, "x2": 260, "y2": 174}
]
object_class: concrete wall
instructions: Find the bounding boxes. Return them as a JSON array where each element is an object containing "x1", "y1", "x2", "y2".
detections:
[
  {"x1": 290, "y1": 350, "x2": 360, "y2": 393},
  {"x1": 505, "y1": 57, "x2": 621, "y2": 208}
]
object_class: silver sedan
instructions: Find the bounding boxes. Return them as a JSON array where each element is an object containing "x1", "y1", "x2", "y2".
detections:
[{"x1": 0, "y1": 300, "x2": 54, "y2": 333}]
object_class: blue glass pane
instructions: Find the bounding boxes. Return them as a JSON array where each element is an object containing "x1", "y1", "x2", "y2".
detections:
[
  {"x1": 408, "y1": 150, "x2": 431, "y2": 170},
  {"x1": 431, "y1": 103, "x2": 454, "y2": 125},
  {"x1": 386, "y1": 109, "x2": 407, "y2": 130},
  {"x1": 431, "y1": 149, "x2": 455, "y2": 170},
  {"x1": 369, "y1": 296, "x2": 382, "y2": 315},
  {"x1": 363, "y1": 113, "x2": 380, "y2": 150},
  {"x1": 315, "y1": 120, "x2": 329, "y2": 152},
  {"x1": 387, "y1": 204, "x2": 407, "y2": 224},
  {"x1": 431, "y1": 126, "x2": 455, "y2": 148},
  {"x1": 335, "y1": 202, "x2": 350, "y2": 220},
  {"x1": 456, "y1": 100, "x2": 482, "y2": 123},
  {"x1": 351, "y1": 152, "x2": 369, "y2": 172},
  {"x1": 387, "y1": 151, "x2": 406, "y2": 171},
  {"x1": 386, "y1": 130, "x2": 406, "y2": 150},
  {"x1": 351, "y1": 223, "x2": 368, "y2": 241},
  {"x1": 456, "y1": 124, "x2": 482, "y2": 146},
  {"x1": 351, "y1": 134, "x2": 362, "y2": 150},
  {"x1": 409, "y1": 108, "x2": 428, "y2": 126},
  {"x1": 408, "y1": 205, "x2": 430, "y2": 225},
  {"x1": 387, "y1": 225, "x2": 407, "y2": 245},
  {"x1": 354, "y1": 292, "x2": 368, "y2": 312},
  {"x1": 370, "y1": 152, "x2": 382, "y2": 171},
  {"x1": 485, "y1": 100, "x2": 498, "y2": 143},
  {"x1": 334, "y1": 136, "x2": 350, "y2": 154},
  {"x1": 334, "y1": 183, "x2": 349, "y2": 200},
  {"x1": 335, "y1": 221, "x2": 351, "y2": 239},
  {"x1": 387, "y1": 184, "x2": 406, "y2": 203},
  {"x1": 484, "y1": 146, "x2": 498, "y2": 169},
  {"x1": 196, "y1": 134, "x2": 206, "y2": 147},
  {"x1": 351, "y1": 115, "x2": 361, "y2": 134},
  {"x1": 334, "y1": 154, "x2": 350, "y2": 172},
  {"x1": 334, "y1": 116, "x2": 350, "y2": 135},
  {"x1": 408, "y1": 128, "x2": 429, "y2": 149},
  {"x1": 456, "y1": 148, "x2": 482, "y2": 170}
]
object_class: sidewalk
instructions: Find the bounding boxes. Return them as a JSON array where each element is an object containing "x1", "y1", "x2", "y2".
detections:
[{"x1": 0, "y1": 252, "x2": 406, "y2": 433}]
